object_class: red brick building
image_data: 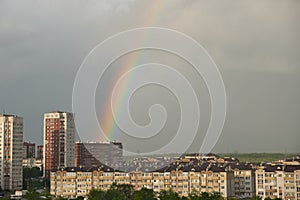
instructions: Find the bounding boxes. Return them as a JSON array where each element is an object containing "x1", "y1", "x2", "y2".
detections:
[
  {"x1": 23, "y1": 142, "x2": 36, "y2": 159},
  {"x1": 43, "y1": 111, "x2": 75, "y2": 179},
  {"x1": 37, "y1": 145, "x2": 43, "y2": 160}
]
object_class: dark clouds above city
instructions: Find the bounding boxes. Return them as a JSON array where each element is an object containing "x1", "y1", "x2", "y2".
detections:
[{"x1": 0, "y1": 0, "x2": 299, "y2": 153}]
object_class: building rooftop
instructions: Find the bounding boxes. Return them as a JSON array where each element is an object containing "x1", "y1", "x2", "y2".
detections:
[
  {"x1": 259, "y1": 164, "x2": 300, "y2": 172},
  {"x1": 46, "y1": 111, "x2": 70, "y2": 113},
  {"x1": 76, "y1": 141, "x2": 122, "y2": 144},
  {"x1": 53, "y1": 165, "x2": 122, "y2": 173},
  {"x1": 53, "y1": 161, "x2": 243, "y2": 173},
  {"x1": 0, "y1": 113, "x2": 21, "y2": 117}
]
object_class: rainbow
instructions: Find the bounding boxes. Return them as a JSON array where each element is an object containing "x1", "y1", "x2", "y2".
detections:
[
  {"x1": 99, "y1": 54, "x2": 139, "y2": 141},
  {"x1": 99, "y1": 1, "x2": 167, "y2": 141}
]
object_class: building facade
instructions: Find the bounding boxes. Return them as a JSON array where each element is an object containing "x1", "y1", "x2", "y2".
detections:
[
  {"x1": 23, "y1": 158, "x2": 43, "y2": 169},
  {"x1": 232, "y1": 163, "x2": 256, "y2": 198},
  {"x1": 37, "y1": 145, "x2": 43, "y2": 160},
  {"x1": 0, "y1": 114, "x2": 23, "y2": 190},
  {"x1": 75, "y1": 141, "x2": 123, "y2": 167},
  {"x1": 50, "y1": 163, "x2": 235, "y2": 198},
  {"x1": 256, "y1": 164, "x2": 300, "y2": 200},
  {"x1": 43, "y1": 111, "x2": 75, "y2": 179},
  {"x1": 23, "y1": 142, "x2": 35, "y2": 159}
]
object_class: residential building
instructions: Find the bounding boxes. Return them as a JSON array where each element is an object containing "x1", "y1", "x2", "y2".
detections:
[
  {"x1": 75, "y1": 141, "x2": 123, "y2": 167},
  {"x1": 0, "y1": 114, "x2": 23, "y2": 190},
  {"x1": 272, "y1": 157, "x2": 300, "y2": 166},
  {"x1": 23, "y1": 158, "x2": 43, "y2": 169},
  {"x1": 256, "y1": 164, "x2": 300, "y2": 199},
  {"x1": 37, "y1": 145, "x2": 43, "y2": 160},
  {"x1": 23, "y1": 142, "x2": 35, "y2": 159},
  {"x1": 231, "y1": 163, "x2": 256, "y2": 198},
  {"x1": 43, "y1": 111, "x2": 75, "y2": 179},
  {"x1": 50, "y1": 162, "x2": 235, "y2": 199}
]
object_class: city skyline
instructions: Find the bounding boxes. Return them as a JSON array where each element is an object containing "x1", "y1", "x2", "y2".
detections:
[
  {"x1": 1, "y1": 110, "x2": 299, "y2": 154},
  {"x1": 1, "y1": 1, "x2": 300, "y2": 199}
]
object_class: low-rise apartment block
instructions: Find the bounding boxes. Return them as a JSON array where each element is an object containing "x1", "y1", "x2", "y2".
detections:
[
  {"x1": 50, "y1": 153, "x2": 300, "y2": 200},
  {"x1": 232, "y1": 163, "x2": 256, "y2": 198},
  {"x1": 256, "y1": 164, "x2": 300, "y2": 200},
  {"x1": 50, "y1": 162, "x2": 235, "y2": 198}
]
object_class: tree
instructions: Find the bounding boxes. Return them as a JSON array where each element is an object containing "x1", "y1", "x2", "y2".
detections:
[
  {"x1": 262, "y1": 198, "x2": 282, "y2": 200},
  {"x1": 188, "y1": 191, "x2": 224, "y2": 200},
  {"x1": 23, "y1": 167, "x2": 43, "y2": 179},
  {"x1": 87, "y1": 189, "x2": 106, "y2": 200},
  {"x1": 133, "y1": 188, "x2": 156, "y2": 200},
  {"x1": 85, "y1": 183, "x2": 235, "y2": 200},
  {"x1": 251, "y1": 196, "x2": 262, "y2": 200},
  {"x1": 188, "y1": 190, "x2": 201, "y2": 200},
  {"x1": 24, "y1": 188, "x2": 40, "y2": 200},
  {"x1": 200, "y1": 192, "x2": 210, "y2": 200},
  {"x1": 209, "y1": 192, "x2": 223, "y2": 200},
  {"x1": 105, "y1": 183, "x2": 127, "y2": 200},
  {"x1": 159, "y1": 189, "x2": 181, "y2": 200},
  {"x1": 116, "y1": 183, "x2": 134, "y2": 199},
  {"x1": 23, "y1": 167, "x2": 44, "y2": 190},
  {"x1": 55, "y1": 197, "x2": 68, "y2": 200}
]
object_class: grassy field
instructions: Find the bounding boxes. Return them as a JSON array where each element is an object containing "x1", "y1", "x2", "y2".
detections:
[
  {"x1": 123, "y1": 153, "x2": 300, "y2": 163},
  {"x1": 217, "y1": 153, "x2": 299, "y2": 163}
]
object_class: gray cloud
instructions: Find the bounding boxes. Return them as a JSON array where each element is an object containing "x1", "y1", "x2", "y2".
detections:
[{"x1": 0, "y1": 0, "x2": 299, "y2": 153}]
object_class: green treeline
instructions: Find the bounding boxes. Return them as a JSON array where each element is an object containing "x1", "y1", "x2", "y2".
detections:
[
  {"x1": 84, "y1": 183, "x2": 281, "y2": 200},
  {"x1": 218, "y1": 153, "x2": 298, "y2": 163},
  {"x1": 12, "y1": 183, "x2": 284, "y2": 200}
]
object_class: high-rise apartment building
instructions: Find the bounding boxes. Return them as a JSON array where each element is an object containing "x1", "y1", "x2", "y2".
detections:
[
  {"x1": 75, "y1": 141, "x2": 123, "y2": 167},
  {"x1": 43, "y1": 111, "x2": 75, "y2": 179},
  {"x1": 0, "y1": 114, "x2": 23, "y2": 190},
  {"x1": 23, "y1": 142, "x2": 35, "y2": 159},
  {"x1": 37, "y1": 145, "x2": 43, "y2": 160}
]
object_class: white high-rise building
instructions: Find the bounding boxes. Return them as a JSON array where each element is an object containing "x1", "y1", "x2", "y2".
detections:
[
  {"x1": 0, "y1": 114, "x2": 23, "y2": 191},
  {"x1": 43, "y1": 111, "x2": 75, "y2": 179}
]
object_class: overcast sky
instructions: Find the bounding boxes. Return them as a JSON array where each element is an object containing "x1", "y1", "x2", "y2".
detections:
[{"x1": 0, "y1": 0, "x2": 299, "y2": 153}]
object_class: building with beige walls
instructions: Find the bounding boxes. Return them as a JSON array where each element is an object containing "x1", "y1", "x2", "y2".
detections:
[
  {"x1": 50, "y1": 162, "x2": 235, "y2": 198},
  {"x1": 256, "y1": 164, "x2": 300, "y2": 199}
]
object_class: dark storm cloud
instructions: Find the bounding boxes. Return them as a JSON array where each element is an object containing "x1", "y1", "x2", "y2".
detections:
[{"x1": 0, "y1": 0, "x2": 299, "y2": 153}]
